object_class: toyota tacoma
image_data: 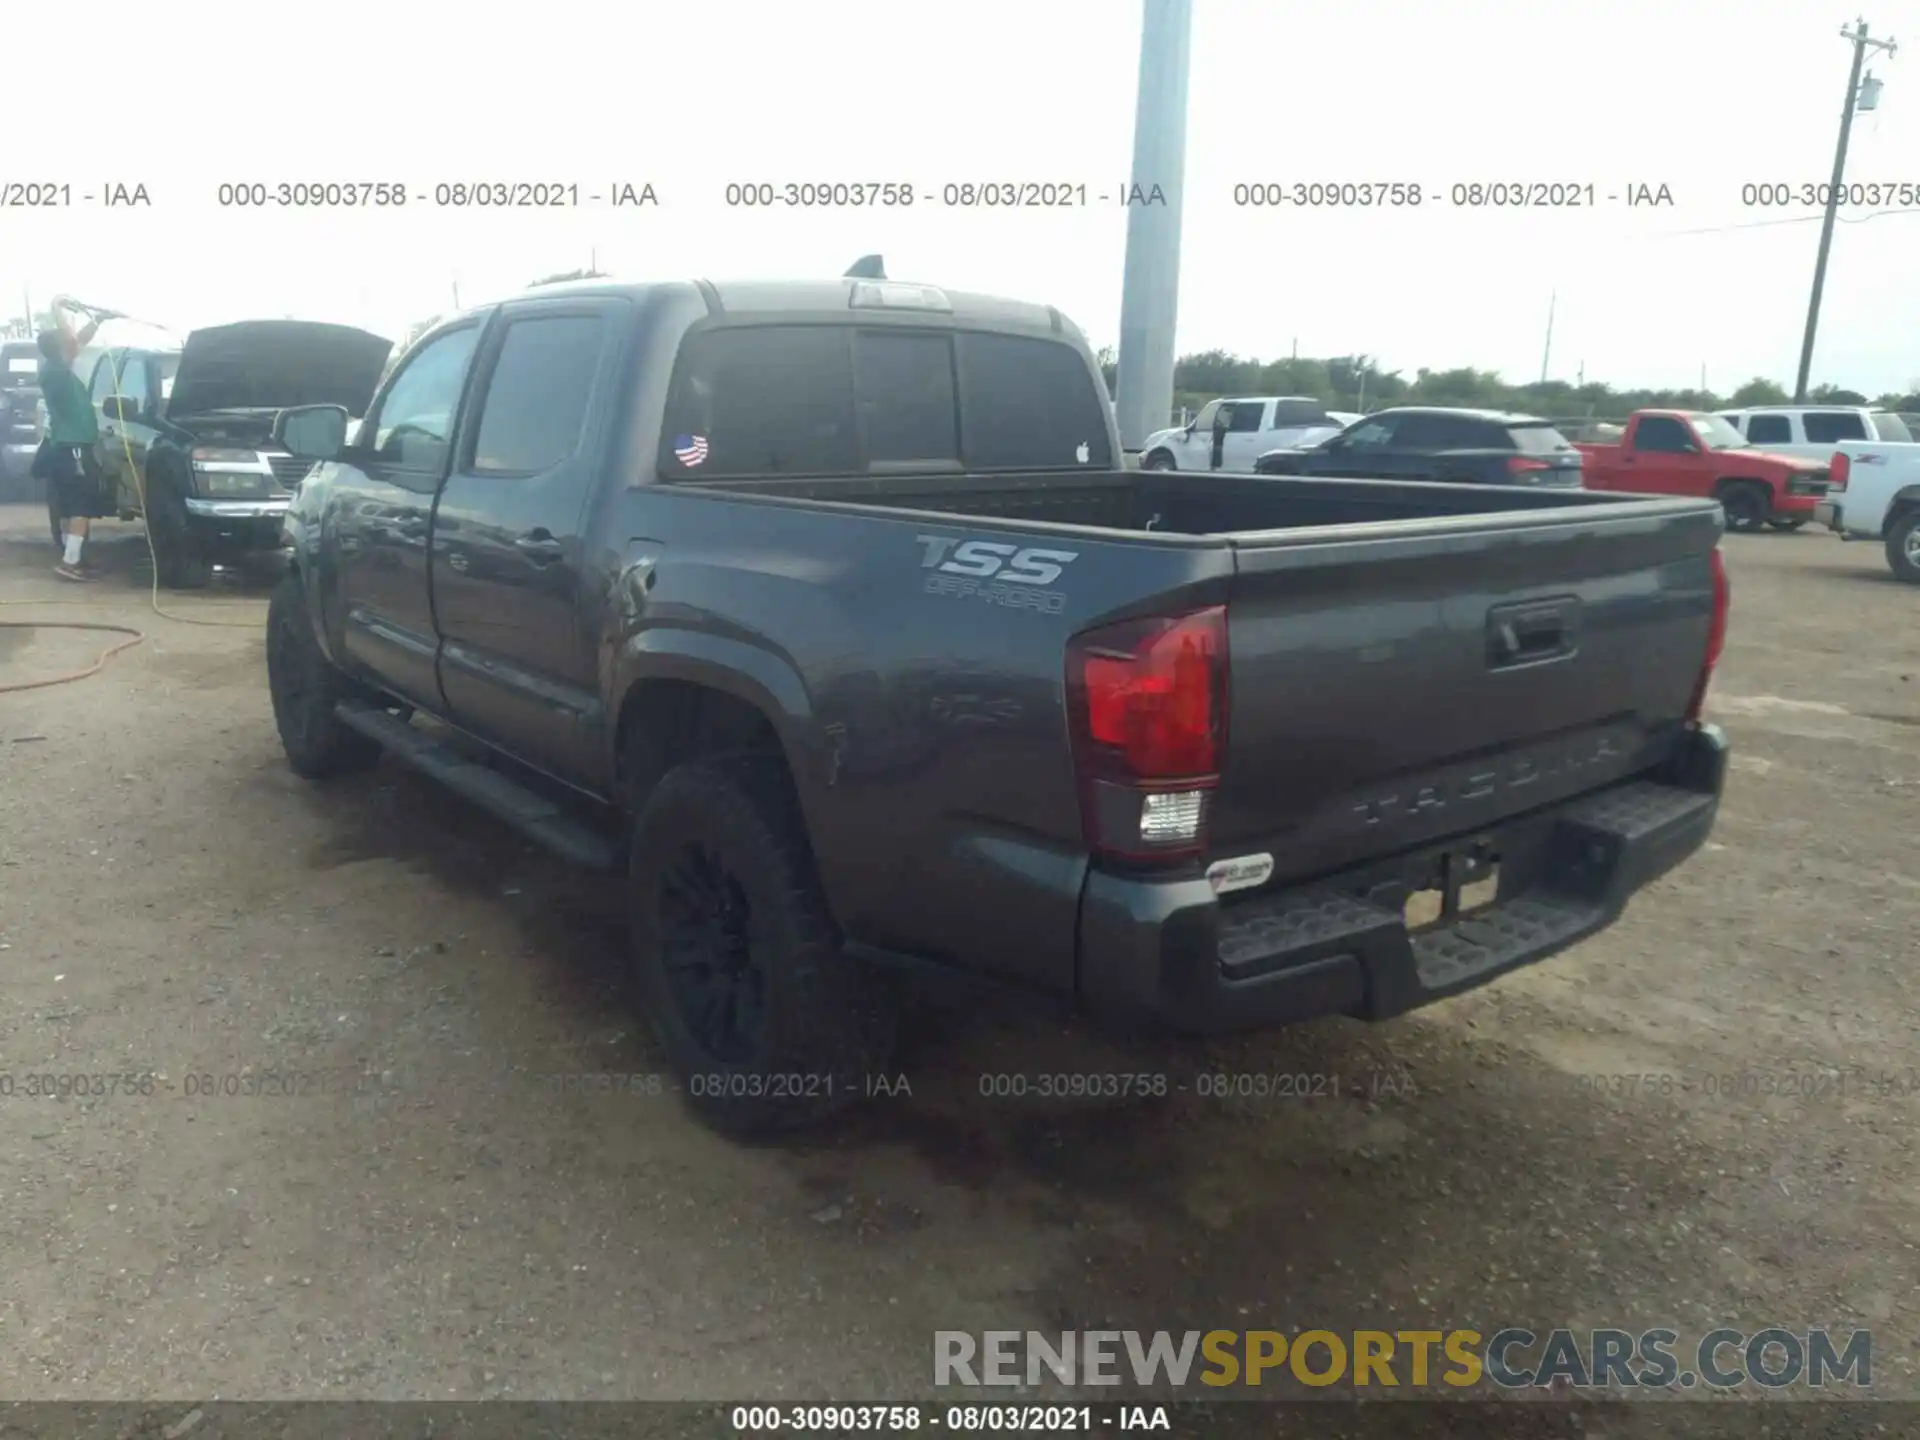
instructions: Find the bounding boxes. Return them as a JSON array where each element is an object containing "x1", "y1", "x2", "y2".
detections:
[{"x1": 263, "y1": 270, "x2": 1731, "y2": 1135}]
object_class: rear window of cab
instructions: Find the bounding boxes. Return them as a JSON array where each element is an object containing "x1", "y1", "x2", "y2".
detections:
[{"x1": 658, "y1": 324, "x2": 1114, "y2": 478}]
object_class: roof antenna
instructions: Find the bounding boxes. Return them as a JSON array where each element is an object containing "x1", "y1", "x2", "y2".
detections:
[{"x1": 844, "y1": 254, "x2": 886, "y2": 280}]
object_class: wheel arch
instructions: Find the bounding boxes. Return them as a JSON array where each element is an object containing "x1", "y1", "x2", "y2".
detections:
[{"x1": 608, "y1": 631, "x2": 818, "y2": 816}]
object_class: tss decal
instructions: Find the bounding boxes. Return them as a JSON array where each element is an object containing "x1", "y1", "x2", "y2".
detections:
[{"x1": 915, "y1": 536, "x2": 1080, "y2": 586}]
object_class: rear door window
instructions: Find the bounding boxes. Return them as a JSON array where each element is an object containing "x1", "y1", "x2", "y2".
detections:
[
  {"x1": 1745, "y1": 414, "x2": 1792, "y2": 444},
  {"x1": 1870, "y1": 412, "x2": 1914, "y2": 443},
  {"x1": 1268, "y1": 399, "x2": 1330, "y2": 428},
  {"x1": 1506, "y1": 422, "x2": 1573, "y2": 453},
  {"x1": 469, "y1": 314, "x2": 606, "y2": 475},
  {"x1": 1225, "y1": 402, "x2": 1265, "y2": 433},
  {"x1": 1393, "y1": 413, "x2": 1495, "y2": 449},
  {"x1": 1803, "y1": 411, "x2": 1868, "y2": 443}
]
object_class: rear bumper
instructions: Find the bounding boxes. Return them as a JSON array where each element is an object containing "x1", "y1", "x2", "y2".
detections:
[
  {"x1": 1077, "y1": 723, "x2": 1728, "y2": 1034},
  {"x1": 1814, "y1": 500, "x2": 1841, "y2": 530}
]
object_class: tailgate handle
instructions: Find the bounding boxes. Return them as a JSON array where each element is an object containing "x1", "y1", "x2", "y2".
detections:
[{"x1": 1488, "y1": 598, "x2": 1579, "y2": 669}]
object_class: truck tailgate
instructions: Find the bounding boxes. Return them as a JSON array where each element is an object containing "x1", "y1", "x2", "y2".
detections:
[{"x1": 1212, "y1": 501, "x2": 1723, "y2": 881}]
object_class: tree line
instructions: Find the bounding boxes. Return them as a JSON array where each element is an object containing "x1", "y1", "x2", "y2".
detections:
[{"x1": 1091, "y1": 347, "x2": 1920, "y2": 421}]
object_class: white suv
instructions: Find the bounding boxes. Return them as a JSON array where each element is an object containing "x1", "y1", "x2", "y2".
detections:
[{"x1": 1715, "y1": 405, "x2": 1914, "y2": 460}]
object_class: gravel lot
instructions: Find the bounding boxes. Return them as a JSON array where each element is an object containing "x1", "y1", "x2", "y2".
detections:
[{"x1": 1, "y1": 503, "x2": 1916, "y2": 1425}]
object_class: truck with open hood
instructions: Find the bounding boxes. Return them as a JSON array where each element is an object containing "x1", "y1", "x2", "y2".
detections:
[{"x1": 59, "y1": 320, "x2": 392, "y2": 587}]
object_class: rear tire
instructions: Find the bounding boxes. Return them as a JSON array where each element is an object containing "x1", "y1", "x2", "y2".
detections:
[
  {"x1": 627, "y1": 752, "x2": 896, "y2": 1137},
  {"x1": 266, "y1": 568, "x2": 382, "y2": 779},
  {"x1": 1718, "y1": 482, "x2": 1770, "y2": 534},
  {"x1": 1885, "y1": 508, "x2": 1920, "y2": 584}
]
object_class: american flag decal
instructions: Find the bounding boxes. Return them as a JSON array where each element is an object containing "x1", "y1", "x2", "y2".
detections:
[{"x1": 673, "y1": 434, "x2": 709, "y2": 467}]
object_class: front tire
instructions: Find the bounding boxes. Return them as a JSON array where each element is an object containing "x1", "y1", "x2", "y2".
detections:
[
  {"x1": 1885, "y1": 509, "x2": 1920, "y2": 584},
  {"x1": 1767, "y1": 517, "x2": 1807, "y2": 532},
  {"x1": 146, "y1": 464, "x2": 212, "y2": 589},
  {"x1": 1141, "y1": 449, "x2": 1176, "y2": 471},
  {"x1": 627, "y1": 752, "x2": 896, "y2": 1137},
  {"x1": 266, "y1": 568, "x2": 382, "y2": 779},
  {"x1": 1718, "y1": 483, "x2": 1770, "y2": 534}
]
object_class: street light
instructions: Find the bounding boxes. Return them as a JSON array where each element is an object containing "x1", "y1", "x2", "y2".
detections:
[{"x1": 1793, "y1": 19, "x2": 1897, "y2": 402}]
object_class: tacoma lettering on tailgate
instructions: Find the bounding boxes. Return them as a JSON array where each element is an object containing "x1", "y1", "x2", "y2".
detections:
[{"x1": 1351, "y1": 731, "x2": 1626, "y2": 830}]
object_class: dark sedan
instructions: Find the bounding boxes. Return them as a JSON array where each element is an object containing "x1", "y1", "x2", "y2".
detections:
[{"x1": 1253, "y1": 407, "x2": 1586, "y2": 487}]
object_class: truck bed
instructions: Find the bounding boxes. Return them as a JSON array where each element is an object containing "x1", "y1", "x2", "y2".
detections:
[
  {"x1": 676, "y1": 465, "x2": 1722, "y2": 896},
  {"x1": 695, "y1": 466, "x2": 1643, "y2": 537}
]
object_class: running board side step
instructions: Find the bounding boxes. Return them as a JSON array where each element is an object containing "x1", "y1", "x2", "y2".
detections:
[{"x1": 333, "y1": 701, "x2": 620, "y2": 871}]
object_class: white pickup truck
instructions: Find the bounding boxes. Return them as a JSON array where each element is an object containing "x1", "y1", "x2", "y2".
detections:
[
  {"x1": 1817, "y1": 444, "x2": 1920, "y2": 582},
  {"x1": 1140, "y1": 396, "x2": 1347, "y2": 471}
]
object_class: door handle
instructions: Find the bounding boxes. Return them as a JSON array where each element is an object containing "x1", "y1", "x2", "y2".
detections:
[
  {"x1": 1487, "y1": 597, "x2": 1580, "y2": 669},
  {"x1": 514, "y1": 531, "x2": 564, "y2": 564}
]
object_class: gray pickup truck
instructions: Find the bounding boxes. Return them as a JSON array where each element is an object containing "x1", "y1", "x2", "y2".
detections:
[{"x1": 264, "y1": 272, "x2": 1731, "y2": 1135}]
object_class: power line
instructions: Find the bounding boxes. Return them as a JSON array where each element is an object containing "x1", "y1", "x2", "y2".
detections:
[{"x1": 1649, "y1": 206, "x2": 1920, "y2": 239}]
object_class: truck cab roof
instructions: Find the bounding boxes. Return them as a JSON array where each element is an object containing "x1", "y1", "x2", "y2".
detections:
[{"x1": 475, "y1": 276, "x2": 1083, "y2": 341}]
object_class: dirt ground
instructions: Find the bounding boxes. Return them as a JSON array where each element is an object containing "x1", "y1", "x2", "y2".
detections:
[{"x1": 1, "y1": 503, "x2": 1917, "y2": 1419}]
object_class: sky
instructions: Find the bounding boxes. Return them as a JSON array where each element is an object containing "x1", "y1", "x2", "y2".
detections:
[{"x1": 6, "y1": 0, "x2": 1917, "y2": 397}]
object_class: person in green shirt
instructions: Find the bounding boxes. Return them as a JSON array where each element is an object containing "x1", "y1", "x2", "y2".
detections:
[{"x1": 31, "y1": 300, "x2": 107, "y2": 581}]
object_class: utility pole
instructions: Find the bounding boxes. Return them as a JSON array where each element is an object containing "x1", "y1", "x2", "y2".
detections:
[
  {"x1": 1540, "y1": 291, "x2": 1556, "y2": 383},
  {"x1": 1113, "y1": 0, "x2": 1194, "y2": 450},
  {"x1": 1794, "y1": 18, "x2": 1897, "y2": 402}
]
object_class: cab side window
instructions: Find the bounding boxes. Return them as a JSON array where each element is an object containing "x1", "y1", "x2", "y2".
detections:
[
  {"x1": 116, "y1": 354, "x2": 152, "y2": 415},
  {"x1": 372, "y1": 326, "x2": 481, "y2": 470},
  {"x1": 88, "y1": 353, "x2": 121, "y2": 405},
  {"x1": 1631, "y1": 416, "x2": 1694, "y2": 452}
]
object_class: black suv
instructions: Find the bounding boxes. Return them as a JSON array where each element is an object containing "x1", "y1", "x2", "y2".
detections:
[
  {"x1": 62, "y1": 322, "x2": 392, "y2": 586},
  {"x1": 1254, "y1": 406, "x2": 1586, "y2": 487}
]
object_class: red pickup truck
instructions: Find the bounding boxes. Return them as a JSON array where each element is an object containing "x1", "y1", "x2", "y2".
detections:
[{"x1": 1577, "y1": 410, "x2": 1833, "y2": 533}]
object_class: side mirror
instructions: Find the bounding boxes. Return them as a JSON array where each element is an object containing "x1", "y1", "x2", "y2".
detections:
[
  {"x1": 275, "y1": 403, "x2": 349, "y2": 462},
  {"x1": 101, "y1": 395, "x2": 138, "y2": 422}
]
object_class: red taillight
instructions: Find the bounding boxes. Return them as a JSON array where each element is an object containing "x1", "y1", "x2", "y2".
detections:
[
  {"x1": 1066, "y1": 606, "x2": 1227, "y2": 862},
  {"x1": 1507, "y1": 456, "x2": 1551, "y2": 475},
  {"x1": 1687, "y1": 548, "x2": 1730, "y2": 723},
  {"x1": 1830, "y1": 450, "x2": 1850, "y2": 492}
]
